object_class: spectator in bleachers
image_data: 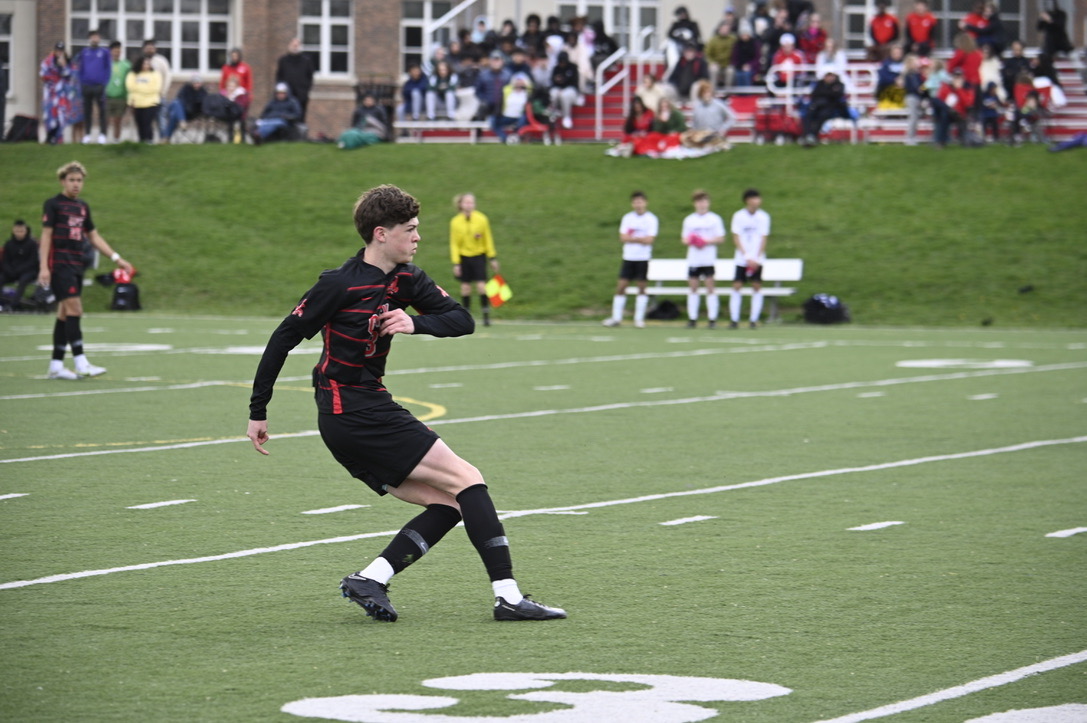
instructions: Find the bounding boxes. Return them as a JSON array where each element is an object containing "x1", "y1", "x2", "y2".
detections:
[
  {"x1": 770, "y1": 34, "x2": 804, "y2": 88},
  {"x1": 720, "y1": 6, "x2": 739, "y2": 34},
  {"x1": 476, "y1": 51, "x2": 511, "y2": 124},
  {"x1": 731, "y1": 22, "x2": 761, "y2": 87},
  {"x1": 40, "y1": 43, "x2": 79, "y2": 145},
  {"x1": 905, "y1": 0, "x2": 937, "y2": 57},
  {"x1": 965, "y1": 3, "x2": 1006, "y2": 55},
  {"x1": 923, "y1": 57, "x2": 951, "y2": 97},
  {"x1": 903, "y1": 54, "x2": 926, "y2": 145},
  {"x1": 1009, "y1": 76, "x2": 1044, "y2": 145},
  {"x1": 251, "y1": 82, "x2": 302, "y2": 144},
  {"x1": 76, "y1": 29, "x2": 111, "y2": 145},
  {"x1": 797, "y1": 13, "x2": 827, "y2": 63},
  {"x1": 689, "y1": 79, "x2": 736, "y2": 147},
  {"x1": 959, "y1": 2, "x2": 987, "y2": 43},
  {"x1": 590, "y1": 20, "x2": 620, "y2": 70},
  {"x1": 948, "y1": 32, "x2": 982, "y2": 88},
  {"x1": 563, "y1": 31, "x2": 594, "y2": 94},
  {"x1": 623, "y1": 96, "x2": 655, "y2": 139},
  {"x1": 1, "y1": 220, "x2": 39, "y2": 309},
  {"x1": 931, "y1": 69, "x2": 975, "y2": 147},
  {"x1": 636, "y1": 74, "x2": 674, "y2": 116},
  {"x1": 1001, "y1": 40, "x2": 1031, "y2": 100},
  {"x1": 802, "y1": 70, "x2": 850, "y2": 145},
  {"x1": 669, "y1": 43, "x2": 710, "y2": 100},
  {"x1": 521, "y1": 14, "x2": 546, "y2": 55},
  {"x1": 749, "y1": 2, "x2": 772, "y2": 38},
  {"x1": 785, "y1": 0, "x2": 815, "y2": 27},
  {"x1": 667, "y1": 6, "x2": 703, "y2": 75},
  {"x1": 425, "y1": 61, "x2": 458, "y2": 120},
  {"x1": 550, "y1": 51, "x2": 580, "y2": 129},
  {"x1": 544, "y1": 16, "x2": 565, "y2": 49},
  {"x1": 457, "y1": 52, "x2": 481, "y2": 91},
  {"x1": 1037, "y1": 0, "x2": 1074, "y2": 58},
  {"x1": 350, "y1": 91, "x2": 389, "y2": 142},
  {"x1": 508, "y1": 46, "x2": 532, "y2": 78},
  {"x1": 761, "y1": 8, "x2": 794, "y2": 71},
  {"x1": 979, "y1": 44, "x2": 1005, "y2": 101},
  {"x1": 815, "y1": 37, "x2": 849, "y2": 88},
  {"x1": 398, "y1": 63, "x2": 429, "y2": 121},
  {"x1": 163, "y1": 75, "x2": 208, "y2": 142},
  {"x1": 979, "y1": 81, "x2": 1004, "y2": 141},
  {"x1": 868, "y1": 1, "x2": 900, "y2": 61},
  {"x1": 705, "y1": 21, "x2": 738, "y2": 89},
  {"x1": 221, "y1": 48, "x2": 252, "y2": 97},
  {"x1": 471, "y1": 16, "x2": 496, "y2": 52},
  {"x1": 876, "y1": 45, "x2": 906, "y2": 103},
  {"x1": 105, "y1": 41, "x2": 130, "y2": 143},
  {"x1": 493, "y1": 73, "x2": 532, "y2": 142},
  {"x1": 530, "y1": 51, "x2": 551, "y2": 89},
  {"x1": 275, "y1": 38, "x2": 315, "y2": 122},
  {"x1": 497, "y1": 19, "x2": 519, "y2": 48},
  {"x1": 1030, "y1": 53, "x2": 1061, "y2": 87},
  {"x1": 125, "y1": 55, "x2": 162, "y2": 144},
  {"x1": 652, "y1": 97, "x2": 688, "y2": 133}
]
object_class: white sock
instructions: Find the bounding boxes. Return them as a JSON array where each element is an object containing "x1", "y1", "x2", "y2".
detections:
[
  {"x1": 750, "y1": 292, "x2": 764, "y2": 322},
  {"x1": 633, "y1": 294, "x2": 649, "y2": 323},
  {"x1": 729, "y1": 290, "x2": 742, "y2": 322},
  {"x1": 706, "y1": 294, "x2": 720, "y2": 321},
  {"x1": 74, "y1": 353, "x2": 89, "y2": 369},
  {"x1": 611, "y1": 294, "x2": 626, "y2": 321},
  {"x1": 49, "y1": 359, "x2": 64, "y2": 372},
  {"x1": 686, "y1": 292, "x2": 700, "y2": 321},
  {"x1": 359, "y1": 556, "x2": 395, "y2": 586},
  {"x1": 492, "y1": 578, "x2": 523, "y2": 604}
]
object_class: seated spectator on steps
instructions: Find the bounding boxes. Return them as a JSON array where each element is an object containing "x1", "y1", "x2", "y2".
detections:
[
  {"x1": 1, "y1": 220, "x2": 39, "y2": 309},
  {"x1": 802, "y1": 70, "x2": 850, "y2": 145},
  {"x1": 651, "y1": 97, "x2": 688, "y2": 134},
  {"x1": 689, "y1": 79, "x2": 736, "y2": 147},
  {"x1": 815, "y1": 38, "x2": 850, "y2": 90},
  {"x1": 398, "y1": 63, "x2": 429, "y2": 121},
  {"x1": 797, "y1": 13, "x2": 828, "y2": 63},
  {"x1": 731, "y1": 22, "x2": 761, "y2": 87},
  {"x1": 668, "y1": 43, "x2": 710, "y2": 100},
  {"x1": 426, "y1": 60, "x2": 459, "y2": 120},
  {"x1": 868, "y1": 0, "x2": 900, "y2": 61},
  {"x1": 770, "y1": 33, "x2": 805, "y2": 88},
  {"x1": 493, "y1": 73, "x2": 532, "y2": 143},
  {"x1": 705, "y1": 21, "x2": 737, "y2": 89},
  {"x1": 948, "y1": 32, "x2": 982, "y2": 88},
  {"x1": 550, "y1": 51, "x2": 580, "y2": 129},
  {"x1": 636, "y1": 73, "x2": 676, "y2": 117},
  {"x1": 876, "y1": 45, "x2": 906, "y2": 105},
  {"x1": 979, "y1": 81, "x2": 1004, "y2": 142},
  {"x1": 163, "y1": 74, "x2": 208, "y2": 141},
  {"x1": 623, "y1": 96, "x2": 655, "y2": 139},
  {"x1": 351, "y1": 92, "x2": 390, "y2": 141},
  {"x1": 1001, "y1": 40, "x2": 1030, "y2": 102},
  {"x1": 475, "y1": 51, "x2": 511, "y2": 123},
  {"x1": 931, "y1": 69, "x2": 975, "y2": 147},
  {"x1": 251, "y1": 82, "x2": 302, "y2": 144}
]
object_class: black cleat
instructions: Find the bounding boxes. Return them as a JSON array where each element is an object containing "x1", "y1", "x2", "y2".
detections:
[
  {"x1": 686, "y1": 320, "x2": 696, "y2": 328},
  {"x1": 493, "y1": 595, "x2": 567, "y2": 621},
  {"x1": 340, "y1": 573, "x2": 398, "y2": 622},
  {"x1": 728, "y1": 321, "x2": 739, "y2": 329},
  {"x1": 749, "y1": 321, "x2": 758, "y2": 329}
]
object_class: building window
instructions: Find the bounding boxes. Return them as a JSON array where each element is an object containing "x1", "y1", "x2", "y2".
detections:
[
  {"x1": 299, "y1": 0, "x2": 352, "y2": 76},
  {"x1": 400, "y1": 1, "x2": 453, "y2": 74},
  {"x1": 69, "y1": 0, "x2": 231, "y2": 73}
]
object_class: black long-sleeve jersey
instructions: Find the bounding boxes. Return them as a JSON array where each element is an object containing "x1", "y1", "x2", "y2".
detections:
[
  {"x1": 249, "y1": 252, "x2": 474, "y2": 420},
  {"x1": 42, "y1": 194, "x2": 95, "y2": 271}
]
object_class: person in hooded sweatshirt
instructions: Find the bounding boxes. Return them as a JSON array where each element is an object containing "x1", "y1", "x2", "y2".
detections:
[
  {"x1": 221, "y1": 48, "x2": 253, "y2": 96},
  {"x1": 1, "y1": 220, "x2": 40, "y2": 309}
]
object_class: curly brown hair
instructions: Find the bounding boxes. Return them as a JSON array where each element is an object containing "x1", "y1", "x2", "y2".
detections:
[{"x1": 352, "y1": 185, "x2": 421, "y2": 243}]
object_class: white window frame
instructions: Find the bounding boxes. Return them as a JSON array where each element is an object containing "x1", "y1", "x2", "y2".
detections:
[
  {"x1": 68, "y1": 0, "x2": 232, "y2": 74},
  {"x1": 0, "y1": 12, "x2": 12, "y2": 101},
  {"x1": 299, "y1": 0, "x2": 353, "y2": 78}
]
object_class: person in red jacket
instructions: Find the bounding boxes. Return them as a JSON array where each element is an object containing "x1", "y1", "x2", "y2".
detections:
[
  {"x1": 932, "y1": 70, "x2": 975, "y2": 147},
  {"x1": 947, "y1": 32, "x2": 982, "y2": 87},
  {"x1": 868, "y1": 1, "x2": 900, "y2": 60},
  {"x1": 220, "y1": 48, "x2": 252, "y2": 96},
  {"x1": 797, "y1": 13, "x2": 828, "y2": 63},
  {"x1": 959, "y1": 1, "x2": 987, "y2": 41},
  {"x1": 905, "y1": 0, "x2": 937, "y2": 56}
]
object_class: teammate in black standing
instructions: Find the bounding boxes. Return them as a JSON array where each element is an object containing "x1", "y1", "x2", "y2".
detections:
[
  {"x1": 38, "y1": 161, "x2": 133, "y2": 380},
  {"x1": 246, "y1": 184, "x2": 565, "y2": 623}
]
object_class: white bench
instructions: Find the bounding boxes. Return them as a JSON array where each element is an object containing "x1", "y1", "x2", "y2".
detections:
[
  {"x1": 625, "y1": 258, "x2": 804, "y2": 321},
  {"x1": 395, "y1": 120, "x2": 491, "y2": 143}
]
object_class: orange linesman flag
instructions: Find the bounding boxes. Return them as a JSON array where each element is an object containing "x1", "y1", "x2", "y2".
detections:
[{"x1": 485, "y1": 274, "x2": 513, "y2": 308}]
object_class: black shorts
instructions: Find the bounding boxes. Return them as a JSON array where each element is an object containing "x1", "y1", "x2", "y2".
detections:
[
  {"x1": 317, "y1": 400, "x2": 440, "y2": 495},
  {"x1": 51, "y1": 267, "x2": 84, "y2": 301},
  {"x1": 619, "y1": 260, "x2": 649, "y2": 281},
  {"x1": 688, "y1": 265, "x2": 715, "y2": 280},
  {"x1": 457, "y1": 255, "x2": 488, "y2": 282},
  {"x1": 733, "y1": 264, "x2": 763, "y2": 283}
]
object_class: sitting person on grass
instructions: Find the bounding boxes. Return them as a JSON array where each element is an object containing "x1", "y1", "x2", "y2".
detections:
[
  {"x1": 251, "y1": 82, "x2": 303, "y2": 144},
  {"x1": 163, "y1": 74, "x2": 208, "y2": 141},
  {"x1": 802, "y1": 70, "x2": 851, "y2": 146},
  {"x1": 1, "y1": 220, "x2": 40, "y2": 309},
  {"x1": 689, "y1": 79, "x2": 736, "y2": 148}
]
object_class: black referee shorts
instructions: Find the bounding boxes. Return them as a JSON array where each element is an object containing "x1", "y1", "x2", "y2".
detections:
[
  {"x1": 457, "y1": 254, "x2": 488, "y2": 282},
  {"x1": 318, "y1": 401, "x2": 440, "y2": 495}
]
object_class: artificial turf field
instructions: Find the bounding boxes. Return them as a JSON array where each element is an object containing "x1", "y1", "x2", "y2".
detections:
[{"x1": 1, "y1": 313, "x2": 1085, "y2": 722}]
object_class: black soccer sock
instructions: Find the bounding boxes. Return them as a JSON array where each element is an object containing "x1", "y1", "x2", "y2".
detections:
[
  {"x1": 65, "y1": 315, "x2": 84, "y2": 357},
  {"x1": 456, "y1": 483, "x2": 514, "y2": 582},
  {"x1": 52, "y1": 319, "x2": 67, "y2": 361},
  {"x1": 479, "y1": 294, "x2": 491, "y2": 322},
  {"x1": 461, "y1": 295, "x2": 471, "y2": 310},
  {"x1": 379, "y1": 504, "x2": 462, "y2": 574}
]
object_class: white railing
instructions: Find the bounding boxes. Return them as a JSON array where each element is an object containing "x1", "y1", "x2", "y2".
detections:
[
  {"x1": 594, "y1": 47, "x2": 629, "y2": 140},
  {"x1": 764, "y1": 62, "x2": 878, "y2": 109},
  {"x1": 425, "y1": 0, "x2": 477, "y2": 41}
]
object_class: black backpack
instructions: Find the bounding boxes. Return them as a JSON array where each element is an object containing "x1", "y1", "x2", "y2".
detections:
[
  {"x1": 5, "y1": 115, "x2": 38, "y2": 142},
  {"x1": 111, "y1": 283, "x2": 141, "y2": 311},
  {"x1": 803, "y1": 293, "x2": 850, "y2": 324}
]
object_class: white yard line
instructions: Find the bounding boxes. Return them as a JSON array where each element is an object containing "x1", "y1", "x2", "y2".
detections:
[
  {"x1": 0, "y1": 493, "x2": 29, "y2": 501},
  {"x1": 811, "y1": 648, "x2": 1087, "y2": 723},
  {"x1": 127, "y1": 499, "x2": 196, "y2": 509},
  {"x1": 2, "y1": 436, "x2": 1084, "y2": 591},
  {"x1": 848, "y1": 521, "x2": 905, "y2": 531},
  {"x1": 660, "y1": 516, "x2": 718, "y2": 526},
  {"x1": 301, "y1": 504, "x2": 370, "y2": 515},
  {"x1": 1045, "y1": 527, "x2": 1087, "y2": 538},
  {"x1": 4, "y1": 362, "x2": 1086, "y2": 465}
]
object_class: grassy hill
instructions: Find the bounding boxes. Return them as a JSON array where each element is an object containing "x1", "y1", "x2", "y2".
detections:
[{"x1": 2, "y1": 141, "x2": 1084, "y2": 326}]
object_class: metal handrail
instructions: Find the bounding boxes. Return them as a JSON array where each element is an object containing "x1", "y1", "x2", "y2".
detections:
[
  {"x1": 764, "y1": 62, "x2": 878, "y2": 109},
  {"x1": 594, "y1": 47, "x2": 629, "y2": 140}
]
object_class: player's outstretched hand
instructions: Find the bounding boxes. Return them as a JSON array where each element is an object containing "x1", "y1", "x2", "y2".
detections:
[
  {"x1": 247, "y1": 419, "x2": 270, "y2": 455},
  {"x1": 377, "y1": 308, "x2": 415, "y2": 336}
]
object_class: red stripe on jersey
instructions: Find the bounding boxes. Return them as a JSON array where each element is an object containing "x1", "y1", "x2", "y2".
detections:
[
  {"x1": 330, "y1": 379, "x2": 343, "y2": 414},
  {"x1": 328, "y1": 327, "x2": 368, "y2": 342},
  {"x1": 325, "y1": 352, "x2": 367, "y2": 368},
  {"x1": 319, "y1": 322, "x2": 332, "y2": 375},
  {"x1": 347, "y1": 284, "x2": 385, "y2": 291}
]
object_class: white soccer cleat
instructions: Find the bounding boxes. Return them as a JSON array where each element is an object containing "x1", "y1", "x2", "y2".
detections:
[
  {"x1": 47, "y1": 367, "x2": 80, "y2": 380},
  {"x1": 76, "y1": 363, "x2": 107, "y2": 377},
  {"x1": 601, "y1": 318, "x2": 620, "y2": 327},
  {"x1": 634, "y1": 320, "x2": 646, "y2": 328}
]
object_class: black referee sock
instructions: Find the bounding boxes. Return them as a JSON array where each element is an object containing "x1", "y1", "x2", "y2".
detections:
[
  {"x1": 461, "y1": 295, "x2": 471, "y2": 311},
  {"x1": 380, "y1": 504, "x2": 462, "y2": 575},
  {"x1": 456, "y1": 483, "x2": 513, "y2": 582},
  {"x1": 479, "y1": 294, "x2": 490, "y2": 324},
  {"x1": 65, "y1": 316, "x2": 84, "y2": 357},
  {"x1": 52, "y1": 319, "x2": 67, "y2": 361}
]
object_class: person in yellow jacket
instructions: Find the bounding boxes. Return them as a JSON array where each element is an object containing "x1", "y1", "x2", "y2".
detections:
[
  {"x1": 449, "y1": 192, "x2": 499, "y2": 326},
  {"x1": 125, "y1": 55, "x2": 162, "y2": 143}
]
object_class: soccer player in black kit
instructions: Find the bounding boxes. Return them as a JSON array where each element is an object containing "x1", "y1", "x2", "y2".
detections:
[
  {"x1": 247, "y1": 185, "x2": 565, "y2": 623},
  {"x1": 39, "y1": 161, "x2": 133, "y2": 380}
]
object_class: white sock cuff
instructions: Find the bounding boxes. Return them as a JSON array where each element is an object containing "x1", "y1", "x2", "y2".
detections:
[
  {"x1": 492, "y1": 578, "x2": 523, "y2": 604},
  {"x1": 359, "y1": 556, "x2": 395, "y2": 586}
]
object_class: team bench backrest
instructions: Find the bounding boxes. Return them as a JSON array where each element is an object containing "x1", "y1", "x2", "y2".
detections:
[{"x1": 647, "y1": 258, "x2": 804, "y2": 282}]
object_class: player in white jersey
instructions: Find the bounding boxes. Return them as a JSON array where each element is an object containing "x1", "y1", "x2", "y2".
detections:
[
  {"x1": 681, "y1": 189, "x2": 726, "y2": 328},
  {"x1": 603, "y1": 190, "x2": 659, "y2": 328},
  {"x1": 729, "y1": 188, "x2": 771, "y2": 328}
]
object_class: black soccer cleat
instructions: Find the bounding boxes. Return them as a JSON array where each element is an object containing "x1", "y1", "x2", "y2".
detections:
[
  {"x1": 493, "y1": 595, "x2": 567, "y2": 621},
  {"x1": 340, "y1": 573, "x2": 398, "y2": 622}
]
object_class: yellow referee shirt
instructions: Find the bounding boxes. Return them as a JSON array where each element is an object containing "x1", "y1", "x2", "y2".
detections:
[{"x1": 449, "y1": 211, "x2": 496, "y2": 264}]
